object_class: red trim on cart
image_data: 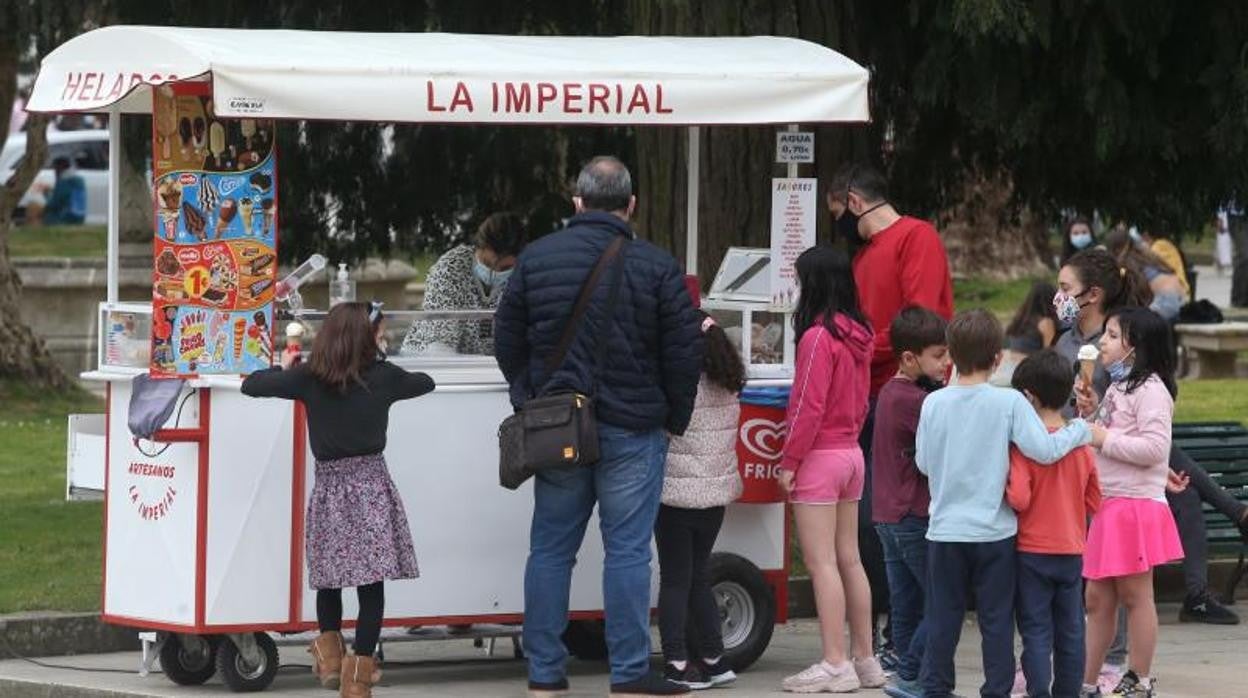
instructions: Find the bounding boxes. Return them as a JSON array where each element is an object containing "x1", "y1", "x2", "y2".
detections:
[
  {"x1": 289, "y1": 402, "x2": 307, "y2": 625},
  {"x1": 191, "y1": 390, "x2": 211, "y2": 627},
  {"x1": 763, "y1": 569, "x2": 789, "y2": 624},
  {"x1": 102, "y1": 610, "x2": 612, "y2": 635}
]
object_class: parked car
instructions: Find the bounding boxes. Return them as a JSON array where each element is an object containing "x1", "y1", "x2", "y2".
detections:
[{"x1": 0, "y1": 129, "x2": 109, "y2": 225}]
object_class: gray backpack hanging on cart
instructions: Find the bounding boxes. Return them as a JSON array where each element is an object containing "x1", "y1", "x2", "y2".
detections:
[{"x1": 128, "y1": 374, "x2": 187, "y2": 440}]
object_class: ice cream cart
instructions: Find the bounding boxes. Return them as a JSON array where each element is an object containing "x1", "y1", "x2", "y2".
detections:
[{"x1": 28, "y1": 27, "x2": 869, "y2": 692}]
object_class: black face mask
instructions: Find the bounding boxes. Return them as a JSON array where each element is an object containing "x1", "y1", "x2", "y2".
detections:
[
  {"x1": 836, "y1": 200, "x2": 887, "y2": 251},
  {"x1": 836, "y1": 207, "x2": 862, "y2": 249}
]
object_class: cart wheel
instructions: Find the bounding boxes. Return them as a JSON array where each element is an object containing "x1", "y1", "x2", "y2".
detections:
[
  {"x1": 159, "y1": 633, "x2": 218, "y2": 686},
  {"x1": 561, "y1": 619, "x2": 608, "y2": 661},
  {"x1": 688, "y1": 553, "x2": 776, "y2": 673},
  {"x1": 216, "y1": 632, "x2": 278, "y2": 693}
]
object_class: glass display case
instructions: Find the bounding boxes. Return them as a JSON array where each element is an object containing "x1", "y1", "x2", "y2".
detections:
[
  {"x1": 98, "y1": 302, "x2": 153, "y2": 371},
  {"x1": 702, "y1": 248, "x2": 794, "y2": 378}
]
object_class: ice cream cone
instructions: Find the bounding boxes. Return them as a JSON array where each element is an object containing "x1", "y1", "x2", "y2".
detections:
[
  {"x1": 215, "y1": 199, "x2": 237, "y2": 237},
  {"x1": 238, "y1": 198, "x2": 254, "y2": 236},
  {"x1": 234, "y1": 318, "x2": 247, "y2": 361},
  {"x1": 1077, "y1": 344, "x2": 1099, "y2": 388}
]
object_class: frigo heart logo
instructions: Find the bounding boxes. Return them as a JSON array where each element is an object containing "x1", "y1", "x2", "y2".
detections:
[
  {"x1": 219, "y1": 177, "x2": 243, "y2": 196},
  {"x1": 740, "y1": 418, "x2": 786, "y2": 460}
]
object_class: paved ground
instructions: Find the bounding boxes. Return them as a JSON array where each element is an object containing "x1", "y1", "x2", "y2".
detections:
[{"x1": 1, "y1": 605, "x2": 1244, "y2": 697}]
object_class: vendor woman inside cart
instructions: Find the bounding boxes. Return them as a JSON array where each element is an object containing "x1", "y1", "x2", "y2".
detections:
[{"x1": 400, "y1": 212, "x2": 528, "y2": 356}]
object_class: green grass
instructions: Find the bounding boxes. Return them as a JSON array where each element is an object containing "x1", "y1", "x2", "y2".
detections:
[
  {"x1": 8, "y1": 225, "x2": 107, "y2": 258},
  {"x1": 0, "y1": 381, "x2": 105, "y2": 613},
  {"x1": 953, "y1": 276, "x2": 1050, "y2": 317},
  {"x1": 1175, "y1": 379, "x2": 1248, "y2": 426}
]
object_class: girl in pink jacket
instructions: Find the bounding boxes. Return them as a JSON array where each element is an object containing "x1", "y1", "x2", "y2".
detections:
[
  {"x1": 1076, "y1": 307, "x2": 1183, "y2": 698},
  {"x1": 778, "y1": 246, "x2": 884, "y2": 694}
]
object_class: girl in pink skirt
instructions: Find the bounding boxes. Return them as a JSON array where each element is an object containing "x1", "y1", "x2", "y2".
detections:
[
  {"x1": 1075, "y1": 308, "x2": 1183, "y2": 698},
  {"x1": 243, "y1": 302, "x2": 434, "y2": 697}
]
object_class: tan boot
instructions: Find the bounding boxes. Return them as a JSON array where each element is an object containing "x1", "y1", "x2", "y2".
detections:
[
  {"x1": 308, "y1": 631, "x2": 346, "y2": 689},
  {"x1": 340, "y1": 653, "x2": 381, "y2": 698}
]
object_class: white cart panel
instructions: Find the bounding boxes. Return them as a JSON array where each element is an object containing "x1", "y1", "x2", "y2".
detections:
[
  {"x1": 205, "y1": 394, "x2": 295, "y2": 626},
  {"x1": 104, "y1": 381, "x2": 201, "y2": 625}
]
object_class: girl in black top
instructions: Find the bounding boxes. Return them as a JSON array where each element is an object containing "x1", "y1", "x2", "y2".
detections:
[{"x1": 242, "y1": 302, "x2": 433, "y2": 697}]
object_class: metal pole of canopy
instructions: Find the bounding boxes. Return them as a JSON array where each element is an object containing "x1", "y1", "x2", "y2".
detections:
[
  {"x1": 783, "y1": 123, "x2": 799, "y2": 369},
  {"x1": 106, "y1": 106, "x2": 120, "y2": 304},
  {"x1": 786, "y1": 123, "x2": 799, "y2": 179},
  {"x1": 685, "y1": 126, "x2": 700, "y2": 276}
]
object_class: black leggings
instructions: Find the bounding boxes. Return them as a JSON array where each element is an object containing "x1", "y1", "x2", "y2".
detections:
[
  {"x1": 655, "y1": 504, "x2": 726, "y2": 662},
  {"x1": 317, "y1": 582, "x2": 385, "y2": 656}
]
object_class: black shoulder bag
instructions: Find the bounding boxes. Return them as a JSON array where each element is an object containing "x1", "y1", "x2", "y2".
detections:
[{"x1": 498, "y1": 236, "x2": 627, "y2": 490}]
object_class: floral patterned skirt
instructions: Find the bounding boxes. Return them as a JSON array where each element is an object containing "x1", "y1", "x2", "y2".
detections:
[{"x1": 306, "y1": 453, "x2": 419, "y2": 590}]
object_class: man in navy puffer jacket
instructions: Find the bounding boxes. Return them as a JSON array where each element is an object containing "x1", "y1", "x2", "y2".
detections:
[{"x1": 495, "y1": 156, "x2": 702, "y2": 697}]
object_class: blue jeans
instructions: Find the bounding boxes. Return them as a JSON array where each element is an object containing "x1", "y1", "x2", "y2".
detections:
[
  {"x1": 875, "y1": 516, "x2": 930, "y2": 682},
  {"x1": 523, "y1": 425, "x2": 667, "y2": 685},
  {"x1": 922, "y1": 538, "x2": 1017, "y2": 698},
  {"x1": 1016, "y1": 553, "x2": 1085, "y2": 698}
]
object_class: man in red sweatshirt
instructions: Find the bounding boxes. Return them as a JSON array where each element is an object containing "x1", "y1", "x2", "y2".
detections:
[
  {"x1": 827, "y1": 165, "x2": 955, "y2": 396},
  {"x1": 826, "y1": 163, "x2": 954, "y2": 665}
]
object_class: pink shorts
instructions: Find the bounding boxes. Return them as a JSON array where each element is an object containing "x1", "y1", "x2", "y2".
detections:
[{"x1": 790, "y1": 448, "x2": 864, "y2": 504}]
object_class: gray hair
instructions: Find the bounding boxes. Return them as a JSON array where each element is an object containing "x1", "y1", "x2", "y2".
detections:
[{"x1": 575, "y1": 156, "x2": 632, "y2": 212}]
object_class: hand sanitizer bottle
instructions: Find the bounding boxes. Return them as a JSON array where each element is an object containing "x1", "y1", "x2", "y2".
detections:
[{"x1": 329, "y1": 262, "x2": 356, "y2": 307}]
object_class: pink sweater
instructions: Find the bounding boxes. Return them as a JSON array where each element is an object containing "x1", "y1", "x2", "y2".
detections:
[
  {"x1": 1096, "y1": 374, "x2": 1174, "y2": 500},
  {"x1": 781, "y1": 314, "x2": 873, "y2": 472}
]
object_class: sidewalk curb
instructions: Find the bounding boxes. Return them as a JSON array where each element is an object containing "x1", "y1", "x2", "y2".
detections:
[
  {"x1": 0, "y1": 678, "x2": 151, "y2": 698},
  {"x1": 0, "y1": 613, "x2": 138, "y2": 660}
]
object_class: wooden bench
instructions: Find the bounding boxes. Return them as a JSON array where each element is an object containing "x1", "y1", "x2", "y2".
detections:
[
  {"x1": 1172, "y1": 422, "x2": 1248, "y2": 601},
  {"x1": 1174, "y1": 322, "x2": 1248, "y2": 378}
]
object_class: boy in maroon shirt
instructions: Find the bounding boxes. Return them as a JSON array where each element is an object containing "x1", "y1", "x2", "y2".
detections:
[{"x1": 871, "y1": 307, "x2": 950, "y2": 698}]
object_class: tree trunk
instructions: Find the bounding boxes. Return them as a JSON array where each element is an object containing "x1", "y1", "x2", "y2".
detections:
[
  {"x1": 0, "y1": 110, "x2": 70, "y2": 389},
  {"x1": 628, "y1": 0, "x2": 864, "y2": 283},
  {"x1": 119, "y1": 116, "x2": 154, "y2": 244},
  {"x1": 937, "y1": 170, "x2": 1052, "y2": 280}
]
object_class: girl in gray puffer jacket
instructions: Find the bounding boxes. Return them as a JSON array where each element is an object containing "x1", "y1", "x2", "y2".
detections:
[{"x1": 656, "y1": 310, "x2": 746, "y2": 690}]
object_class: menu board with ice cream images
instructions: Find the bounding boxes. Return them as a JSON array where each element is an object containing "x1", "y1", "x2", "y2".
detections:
[{"x1": 151, "y1": 81, "x2": 277, "y2": 377}]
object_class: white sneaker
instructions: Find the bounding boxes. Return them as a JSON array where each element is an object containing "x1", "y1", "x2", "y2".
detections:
[
  {"x1": 783, "y1": 661, "x2": 861, "y2": 693},
  {"x1": 853, "y1": 656, "x2": 888, "y2": 688}
]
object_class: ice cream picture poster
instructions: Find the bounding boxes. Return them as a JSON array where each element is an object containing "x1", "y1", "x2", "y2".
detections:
[
  {"x1": 151, "y1": 81, "x2": 278, "y2": 377},
  {"x1": 156, "y1": 307, "x2": 274, "y2": 376}
]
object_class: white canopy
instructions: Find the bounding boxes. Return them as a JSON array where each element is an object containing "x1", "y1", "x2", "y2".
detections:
[{"x1": 27, "y1": 26, "x2": 869, "y2": 125}]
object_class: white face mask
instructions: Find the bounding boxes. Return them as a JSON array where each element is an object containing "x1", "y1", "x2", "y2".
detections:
[{"x1": 1070, "y1": 232, "x2": 1094, "y2": 250}]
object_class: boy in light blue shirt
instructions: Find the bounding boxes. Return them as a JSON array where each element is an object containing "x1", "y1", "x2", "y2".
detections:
[{"x1": 915, "y1": 309, "x2": 1090, "y2": 698}]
